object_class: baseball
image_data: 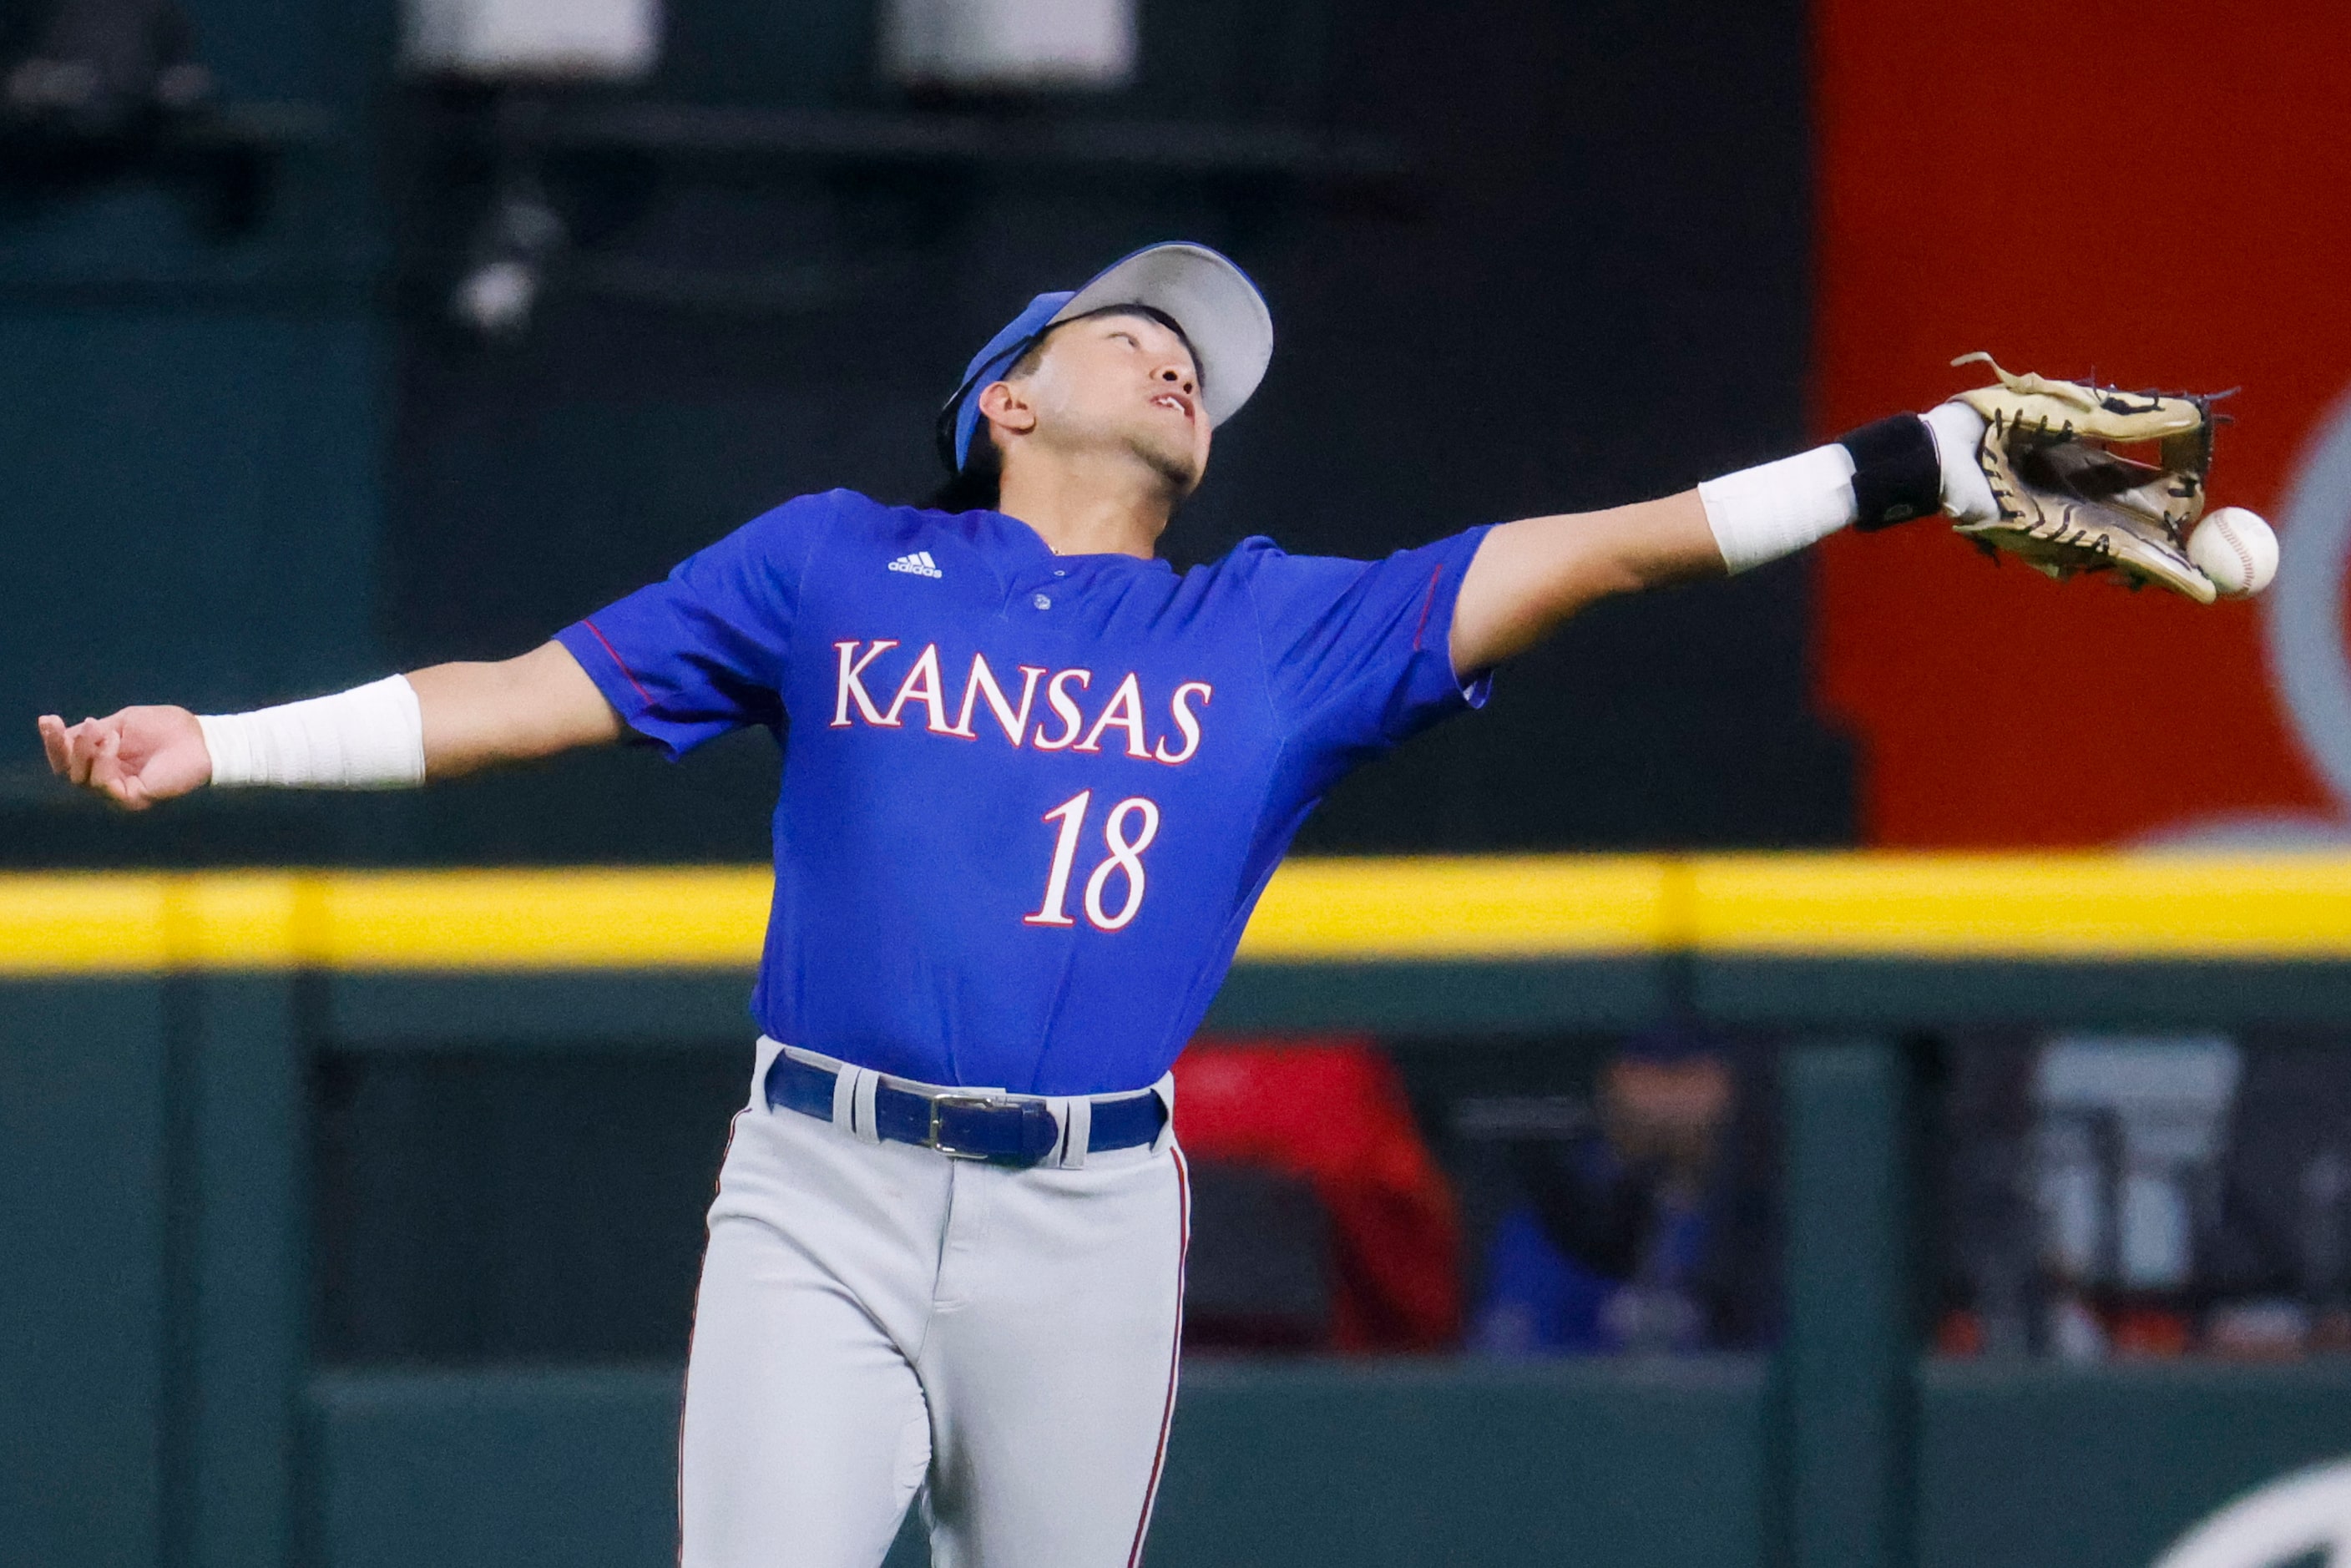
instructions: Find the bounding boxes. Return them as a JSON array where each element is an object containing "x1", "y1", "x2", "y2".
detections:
[{"x1": 2188, "y1": 507, "x2": 2279, "y2": 598}]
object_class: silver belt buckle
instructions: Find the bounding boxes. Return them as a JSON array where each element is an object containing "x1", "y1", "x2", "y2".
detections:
[{"x1": 928, "y1": 1092, "x2": 1016, "y2": 1159}]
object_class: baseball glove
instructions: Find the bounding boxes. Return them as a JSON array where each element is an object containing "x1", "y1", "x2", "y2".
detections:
[{"x1": 1947, "y1": 352, "x2": 2222, "y2": 604}]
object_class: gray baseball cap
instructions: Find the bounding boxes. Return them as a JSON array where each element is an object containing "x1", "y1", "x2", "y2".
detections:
[{"x1": 938, "y1": 241, "x2": 1274, "y2": 471}]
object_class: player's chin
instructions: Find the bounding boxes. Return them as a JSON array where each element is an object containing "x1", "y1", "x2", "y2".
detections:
[{"x1": 1135, "y1": 435, "x2": 1206, "y2": 500}]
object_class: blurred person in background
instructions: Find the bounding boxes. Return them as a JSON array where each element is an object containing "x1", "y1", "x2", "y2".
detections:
[
  {"x1": 1472, "y1": 1024, "x2": 1772, "y2": 1356},
  {"x1": 1174, "y1": 1036, "x2": 1460, "y2": 1353}
]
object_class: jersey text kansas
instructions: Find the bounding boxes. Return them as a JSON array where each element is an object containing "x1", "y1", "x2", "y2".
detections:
[{"x1": 557, "y1": 489, "x2": 1489, "y2": 1095}]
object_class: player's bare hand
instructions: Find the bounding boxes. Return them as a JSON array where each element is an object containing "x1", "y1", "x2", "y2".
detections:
[{"x1": 36, "y1": 706, "x2": 212, "y2": 811}]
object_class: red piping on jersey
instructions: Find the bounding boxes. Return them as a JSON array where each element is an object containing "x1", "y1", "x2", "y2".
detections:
[
  {"x1": 1127, "y1": 1141, "x2": 1191, "y2": 1568},
  {"x1": 582, "y1": 618, "x2": 656, "y2": 709},
  {"x1": 1409, "y1": 566, "x2": 1443, "y2": 651}
]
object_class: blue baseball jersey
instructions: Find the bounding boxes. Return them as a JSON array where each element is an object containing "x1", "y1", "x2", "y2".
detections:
[{"x1": 555, "y1": 489, "x2": 1493, "y2": 1095}]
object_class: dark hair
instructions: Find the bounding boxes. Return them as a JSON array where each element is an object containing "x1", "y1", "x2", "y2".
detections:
[
  {"x1": 929, "y1": 423, "x2": 1005, "y2": 512},
  {"x1": 927, "y1": 306, "x2": 1197, "y2": 514}
]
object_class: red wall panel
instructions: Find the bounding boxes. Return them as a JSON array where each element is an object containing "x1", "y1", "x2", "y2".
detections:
[{"x1": 1813, "y1": 0, "x2": 2351, "y2": 844}]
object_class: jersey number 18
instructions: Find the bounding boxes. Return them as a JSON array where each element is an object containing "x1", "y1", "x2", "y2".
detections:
[{"x1": 1024, "y1": 790, "x2": 1160, "y2": 932}]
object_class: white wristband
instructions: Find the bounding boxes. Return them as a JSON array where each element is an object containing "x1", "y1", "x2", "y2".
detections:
[
  {"x1": 198, "y1": 675, "x2": 427, "y2": 790},
  {"x1": 1697, "y1": 444, "x2": 1858, "y2": 574}
]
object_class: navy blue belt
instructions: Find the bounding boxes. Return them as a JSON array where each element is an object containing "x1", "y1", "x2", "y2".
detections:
[{"x1": 763, "y1": 1052, "x2": 1165, "y2": 1167}]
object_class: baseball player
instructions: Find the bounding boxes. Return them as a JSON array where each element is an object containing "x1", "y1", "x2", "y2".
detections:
[{"x1": 37, "y1": 243, "x2": 2241, "y2": 1567}]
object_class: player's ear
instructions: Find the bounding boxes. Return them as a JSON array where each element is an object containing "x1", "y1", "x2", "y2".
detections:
[{"x1": 978, "y1": 378, "x2": 1038, "y2": 438}]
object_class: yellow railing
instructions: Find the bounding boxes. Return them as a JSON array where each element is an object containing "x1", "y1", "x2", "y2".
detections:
[{"x1": 5, "y1": 854, "x2": 2351, "y2": 975}]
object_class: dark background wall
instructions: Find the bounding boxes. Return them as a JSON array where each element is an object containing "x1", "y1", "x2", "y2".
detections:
[{"x1": 2, "y1": 0, "x2": 1843, "y2": 867}]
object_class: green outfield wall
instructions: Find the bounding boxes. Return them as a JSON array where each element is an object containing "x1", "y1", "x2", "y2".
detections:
[{"x1": 8, "y1": 858, "x2": 2351, "y2": 1568}]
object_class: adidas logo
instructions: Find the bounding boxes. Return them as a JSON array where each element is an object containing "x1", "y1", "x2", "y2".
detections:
[{"x1": 887, "y1": 550, "x2": 943, "y2": 579}]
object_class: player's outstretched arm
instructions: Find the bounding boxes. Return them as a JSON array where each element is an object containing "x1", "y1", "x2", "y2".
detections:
[
  {"x1": 407, "y1": 642, "x2": 624, "y2": 776},
  {"x1": 1452, "y1": 403, "x2": 2003, "y2": 673},
  {"x1": 1451, "y1": 491, "x2": 1722, "y2": 671},
  {"x1": 37, "y1": 641, "x2": 621, "y2": 812}
]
